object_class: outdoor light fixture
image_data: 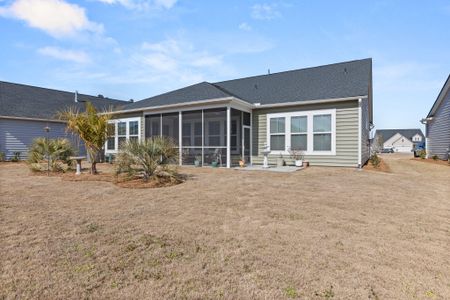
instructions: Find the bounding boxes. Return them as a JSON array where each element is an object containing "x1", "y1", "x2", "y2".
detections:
[{"x1": 44, "y1": 126, "x2": 50, "y2": 176}]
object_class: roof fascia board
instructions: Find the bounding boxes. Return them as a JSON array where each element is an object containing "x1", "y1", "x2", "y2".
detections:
[
  {"x1": 427, "y1": 75, "x2": 450, "y2": 117},
  {"x1": 108, "y1": 96, "x2": 237, "y2": 115},
  {"x1": 0, "y1": 115, "x2": 66, "y2": 123},
  {"x1": 253, "y1": 95, "x2": 367, "y2": 109}
]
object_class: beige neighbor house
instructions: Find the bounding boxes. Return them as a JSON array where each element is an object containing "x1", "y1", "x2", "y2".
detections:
[
  {"x1": 373, "y1": 129, "x2": 425, "y2": 153},
  {"x1": 106, "y1": 59, "x2": 373, "y2": 168}
]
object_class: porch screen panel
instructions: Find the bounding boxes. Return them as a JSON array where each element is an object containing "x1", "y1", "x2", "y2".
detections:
[
  {"x1": 182, "y1": 110, "x2": 202, "y2": 165},
  {"x1": 230, "y1": 108, "x2": 242, "y2": 166},
  {"x1": 203, "y1": 108, "x2": 227, "y2": 166},
  {"x1": 145, "y1": 114, "x2": 161, "y2": 138},
  {"x1": 162, "y1": 113, "x2": 179, "y2": 145}
]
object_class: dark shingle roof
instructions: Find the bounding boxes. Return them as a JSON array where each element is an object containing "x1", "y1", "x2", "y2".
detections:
[
  {"x1": 0, "y1": 81, "x2": 126, "y2": 120},
  {"x1": 374, "y1": 129, "x2": 425, "y2": 143},
  {"x1": 124, "y1": 58, "x2": 372, "y2": 110},
  {"x1": 123, "y1": 82, "x2": 231, "y2": 110}
]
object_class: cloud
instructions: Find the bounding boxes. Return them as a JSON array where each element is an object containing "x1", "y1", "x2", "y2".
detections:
[
  {"x1": 0, "y1": 0, "x2": 103, "y2": 38},
  {"x1": 251, "y1": 3, "x2": 281, "y2": 20},
  {"x1": 96, "y1": 0, "x2": 177, "y2": 10},
  {"x1": 38, "y1": 46, "x2": 91, "y2": 63},
  {"x1": 238, "y1": 22, "x2": 252, "y2": 31},
  {"x1": 139, "y1": 38, "x2": 224, "y2": 72}
]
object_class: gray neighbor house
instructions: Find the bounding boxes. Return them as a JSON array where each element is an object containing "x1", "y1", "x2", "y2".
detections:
[
  {"x1": 0, "y1": 81, "x2": 125, "y2": 160},
  {"x1": 421, "y1": 74, "x2": 450, "y2": 160},
  {"x1": 0, "y1": 58, "x2": 373, "y2": 167},
  {"x1": 106, "y1": 58, "x2": 373, "y2": 168}
]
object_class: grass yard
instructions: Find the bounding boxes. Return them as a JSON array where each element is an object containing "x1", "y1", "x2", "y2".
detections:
[{"x1": 1, "y1": 154, "x2": 449, "y2": 299}]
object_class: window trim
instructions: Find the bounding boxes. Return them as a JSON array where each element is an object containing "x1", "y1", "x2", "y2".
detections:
[
  {"x1": 266, "y1": 109, "x2": 336, "y2": 156},
  {"x1": 105, "y1": 117, "x2": 141, "y2": 153}
]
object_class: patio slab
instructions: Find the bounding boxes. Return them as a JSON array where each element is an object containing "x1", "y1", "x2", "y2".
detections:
[{"x1": 233, "y1": 165, "x2": 304, "y2": 172}]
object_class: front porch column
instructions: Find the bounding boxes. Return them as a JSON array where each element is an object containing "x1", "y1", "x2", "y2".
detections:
[{"x1": 226, "y1": 106, "x2": 231, "y2": 168}]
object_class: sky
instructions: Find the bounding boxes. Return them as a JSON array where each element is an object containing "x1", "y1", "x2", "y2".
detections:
[{"x1": 1, "y1": 0, "x2": 449, "y2": 132}]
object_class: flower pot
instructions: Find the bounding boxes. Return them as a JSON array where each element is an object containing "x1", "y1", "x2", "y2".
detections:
[
  {"x1": 211, "y1": 161, "x2": 218, "y2": 168},
  {"x1": 295, "y1": 160, "x2": 303, "y2": 167},
  {"x1": 194, "y1": 160, "x2": 201, "y2": 167},
  {"x1": 239, "y1": 160, "x2": 245, "y2": 167},
  {"x1": 276, "y1": 157, "x2": 284, "y2": 167}
]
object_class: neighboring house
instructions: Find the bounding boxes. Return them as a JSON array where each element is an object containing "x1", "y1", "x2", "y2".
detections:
[
  {"x1": 374, "y1": 129, "x2": 425, "y2": 153},
  {"x1": 0, "y1": 81, "x2": 125, "y2": 160},
  {"x1": 107, "y1": 58, "x2": 373, "y2": 168},
  {"x1": 421, "y1": 75, "x2": 450, "y2": 160}
]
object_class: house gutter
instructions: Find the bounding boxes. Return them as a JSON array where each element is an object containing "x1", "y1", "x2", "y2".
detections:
[
  {"x1": 106, "y1": 95, "x2": 366, "y2": 115},
  {"x1": 253, "y1": 96, "x2": 366, "y2": 109},
  {"x1": 0, "y1": 115, "x2": 66, "y2": 123},
  {"x1": 357, "y1": 98, "x2": 362, "y2": 168},
  {"x1": 107, "y1": 96, "x2": 238, "y2": 115}
]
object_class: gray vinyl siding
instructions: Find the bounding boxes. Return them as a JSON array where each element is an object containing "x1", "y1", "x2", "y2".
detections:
[
  {"x1": 360, "y1": 98, "x2": 370, "y2": 165},
  {"x1": 0, "y1": 118, "x2": 83, "y2": 160},
  {"x1": 251, "y1": 100, "x2": 361, "y2": 167},
  {"x1": 427, "y1": 89, "x2": 450, "y2": 160}
]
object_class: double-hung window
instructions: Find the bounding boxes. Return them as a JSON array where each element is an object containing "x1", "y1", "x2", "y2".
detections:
[
  {"x1": 267, "y1": 109, "x2": 335, "y2": 155},
  {"x1": 291, "y1": 116, "x2": 307, "y2": 151},
  {"x1": 129, "y1": 121, "x2": 139, "y2": 143},
  {"x1": 117, "y1": 122, "x2": 127, "y2": 149},
  {"x1": 313, "y1": 114, "x2": 332, "y2": 151},
  {"x1": 269, "y1": 117, "x2": 286, "y2": 151}
]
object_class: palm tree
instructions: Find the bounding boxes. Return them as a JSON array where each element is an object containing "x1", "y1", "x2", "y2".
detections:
[{"x1": 59, "y1": 102, "x2": 111, "y2": 174}]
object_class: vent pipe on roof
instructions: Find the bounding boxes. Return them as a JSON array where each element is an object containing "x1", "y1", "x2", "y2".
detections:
[
  {"x1": 74, "y1": 90, "x2": 78, "y2": 102},
  {"x1": 268, "y1": 69, "x2": 270, "y2": 75}
]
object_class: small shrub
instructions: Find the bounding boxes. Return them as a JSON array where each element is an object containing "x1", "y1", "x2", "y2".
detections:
[
  {"x1": 418, "y1": 149, "x2": 426, "y2": 159},
  {"x1": 432, "y1": 155, "x2": 439, "y2": 161},
  {"x1": 27, "y1": 137, "x2": 75, "y2": 172},
  {"x1": 10, "y1": 151, "x2": 21, "y2": 162},
  {"x1": 0, "y1": 152, "x2": 5, "y2": 162},
  {"x1": 369, "y1": 153, "x2": 381, "y2": 168}
]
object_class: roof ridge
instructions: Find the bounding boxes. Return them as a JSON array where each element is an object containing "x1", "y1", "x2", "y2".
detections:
[
  {"x1": 213, "y1": 58, "x2": 372, "y2": 85},
  {"x1": 0, "y1": 80, "x2": 124, "y2": 102}
]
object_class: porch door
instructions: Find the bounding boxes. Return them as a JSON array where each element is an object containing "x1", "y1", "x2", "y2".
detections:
[{"x1": 242, "y1": 126, "x2": 251, "y2": 164}]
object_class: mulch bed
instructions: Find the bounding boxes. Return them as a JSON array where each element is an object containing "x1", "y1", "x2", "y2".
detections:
[
  {"x1": 411, "y1": 157, "x2": 450, "y2": 166},
  {"x1": 30, "y1": 168, "x2": 184, "y2": 189},
  {"x1": 363, "y1": 158, "x2": 391, "y2": 173}
]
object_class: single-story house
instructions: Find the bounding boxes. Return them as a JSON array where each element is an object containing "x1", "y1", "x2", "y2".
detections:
[
  {"x1": 0, "y1": 81, "x2": 124, "y2": 160},
  {"x1": 421, "y1": 74, "x2": 450, "y2": 160},
  {"x1": 373, "y1": 129, "x2": 425, "y2": 153},
  {"x1": 107, "y1": 58, "x2": 373, "y2": 168}
]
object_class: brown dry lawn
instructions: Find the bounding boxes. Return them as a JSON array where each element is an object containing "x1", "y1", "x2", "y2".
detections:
[{"x1": 1, "y1": 154, "x2": 449, "y2": 299}]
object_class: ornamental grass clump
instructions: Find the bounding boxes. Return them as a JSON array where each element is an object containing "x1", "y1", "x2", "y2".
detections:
[
  {"x1": 115, "y1": 137, "x2": 180, "y2": 183},
  {"x1": 27, "y1": 137, "x2": 75, "y2": 172}
]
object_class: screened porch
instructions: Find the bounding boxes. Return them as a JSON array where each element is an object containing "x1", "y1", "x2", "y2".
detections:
[{"x1": 145, "y1": 107, "x2": 251, "y2": 168}]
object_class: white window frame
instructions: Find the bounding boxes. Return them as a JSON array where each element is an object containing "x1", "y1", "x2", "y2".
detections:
[
  {"x1": 266, "y1": 109, "x2": 336, "y2": 156},
  {"x1": 105, "y1": 117, "x2": 141, "y2": 154}
]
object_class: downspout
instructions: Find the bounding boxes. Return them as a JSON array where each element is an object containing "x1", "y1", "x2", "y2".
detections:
[{"x1": 358, "y1": 98, "x2": 362, "y2": 168}]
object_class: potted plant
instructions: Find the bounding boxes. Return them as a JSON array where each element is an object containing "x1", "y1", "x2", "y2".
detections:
[
  {"x1": 288, "y1": 148, "x2": 304, "y2": 167},
  {"x1": 239, "y1": 159, "x2": 245, "y2": 167},
  {"x1": 194, "y1": 155, "x2": 201, "y2": 167},
  {"x1": 211, "y1": 160, "x2": 218, "y2": 168},
  {"x1": 276, "y1": 154, "x2": 284, "y2": 167}
]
